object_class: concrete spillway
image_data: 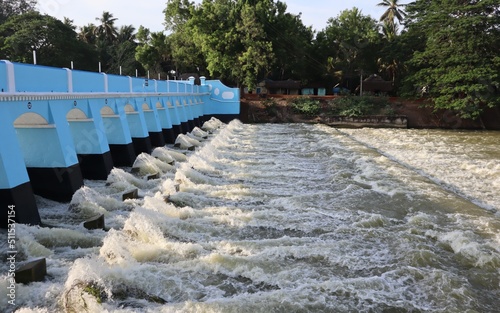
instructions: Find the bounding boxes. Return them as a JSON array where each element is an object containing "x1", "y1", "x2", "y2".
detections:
[{"x1": 0, "y1": 60, "x2": 240, "y2": 228}]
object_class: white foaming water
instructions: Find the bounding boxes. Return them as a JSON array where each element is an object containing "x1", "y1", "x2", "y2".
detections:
[
  {"x1": 340, "y1": 128, "x2": 500, "y2": 212},
  {"x1": 1, "y1": 122, "x2": 499, "y2": 312}
]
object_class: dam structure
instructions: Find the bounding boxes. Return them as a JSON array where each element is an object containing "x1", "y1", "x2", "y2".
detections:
[{"x1": 0, "y1": 60, "x2": 240, "y2": 228}]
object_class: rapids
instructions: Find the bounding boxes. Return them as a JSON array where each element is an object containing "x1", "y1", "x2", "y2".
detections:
[{"x1": 1, "y1": 121, "x2": 499, "y2": 312}]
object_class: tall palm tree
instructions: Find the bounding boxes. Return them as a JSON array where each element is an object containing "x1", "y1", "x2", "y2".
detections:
[
  {"x1": 377, "y1": 0, "x2": 406, "y2": 34},
  {"x1": 94, "y1": 11, "x2": 118, "y2": 43},
  {"x1": 116, "y1": 25, "x2": 136, "y2": 43},
  {"x1": 78, "y1": 23, "x2": 97, "y2": 44}
]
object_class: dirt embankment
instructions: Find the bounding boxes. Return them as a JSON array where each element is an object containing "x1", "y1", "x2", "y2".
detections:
[{"x1": 239, "y1": 95, "x2": 500, "y2": 130}]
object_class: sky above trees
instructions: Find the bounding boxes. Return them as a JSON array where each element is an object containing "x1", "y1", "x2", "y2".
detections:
[{"x1": 37, "y1": 0, "x2": 391, "y2": 34}]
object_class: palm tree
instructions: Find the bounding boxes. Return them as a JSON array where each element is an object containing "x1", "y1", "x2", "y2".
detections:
[
  {"x1": 78, "y1": 23, "x2": 96, "y2": 44},
  {"x1": 377, "y1": 0, "x2": 406, "y2": 34},
  {"x1": 116, "y1": 25, "x2": 136, "y2": 43},
  {"x1": 94, "y1": 11, "x2": 118, "y2": 43},
  {"x1": 381, "y1": 20, "x2": 399, "y2": 42}
]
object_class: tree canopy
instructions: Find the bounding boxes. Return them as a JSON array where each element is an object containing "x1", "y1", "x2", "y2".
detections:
[
  {"x1": 0, "y1": 0, "x2": 498, "y2": 118},
  {"x1": 0, "y1": 0, "x2": 37, "y2": 24},
  {"x1": 0, "y1": 11, "x2": 98, "y2": 70},
  {"x1": 404, "y1": 0, "x2": 500, "y2": 118}
]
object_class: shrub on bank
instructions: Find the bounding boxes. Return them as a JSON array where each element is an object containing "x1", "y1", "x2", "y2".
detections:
[
  {"x1": 327, "y1": 96, "x2": 394, "y2": 117},
  {"x1": 290, "y1": 97, "x2": 321, "y2": 116}
]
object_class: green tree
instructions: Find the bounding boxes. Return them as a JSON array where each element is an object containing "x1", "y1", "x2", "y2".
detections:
[
  {"x1": 78, "y1": 23, "x2": 97, "y2": 44},
  {"x1": 164, "y1": 0, "x2": 194, "y2": 32},
  {"x1": 0, "y1": 12, "x2": 98, "y2": 70},
  {"x1": 94, "y1": 11, "x2": 118, "y2": 43},
  {"x1": 234, "y1": 2, "x2": 273, "y2": 90},
  {"x1": 135, "y1": 26, "x2": 169, "y2": 76},
  {"x1": 316, "y1": 8, "x2": 381, "y2": 91},
  {"x1": 265, "y1": 1, "x2": 316, "y2": 82},
  {"x1": 404, "y1": 0, "x2": 500, "y2": 118},
  {"x1": 0, "y1": 0, "x2": 37, "y2": 24},
  {"x1": 108, "y1": 25, "x2": 140, "y2": 75},
  {"x1": 164, "y1": 0, "x2": 205, "y2": 75},
  {"x1": 377, "y1": 0, "x2": 406, "y2": 36}
]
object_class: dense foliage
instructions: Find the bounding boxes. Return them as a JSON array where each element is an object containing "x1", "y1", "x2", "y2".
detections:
[
  {"x1": 328, "y1": 96, "x2": 393, "y2": 117},
  {"x1": 0, "y1": 0, "x2": 498, "y2": 118},
  {"x1": 290, "y1": 97, "x2": 321, "y2": 116},
  {"x1": 403, "y1": 0, "x2": 500, "y2": 118}
]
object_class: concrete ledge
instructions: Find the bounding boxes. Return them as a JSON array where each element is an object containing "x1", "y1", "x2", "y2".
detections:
[
  {"x1": 15, "y1": 258, "x2": 47, "y2": 284},
  {"x1": 324, "y1": 115, "x2": 408, "y2": 128}
]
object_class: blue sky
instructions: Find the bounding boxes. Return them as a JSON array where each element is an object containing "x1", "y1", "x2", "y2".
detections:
[{"x1": 38, "y1": 0, "x2": 390, "y2": 33}]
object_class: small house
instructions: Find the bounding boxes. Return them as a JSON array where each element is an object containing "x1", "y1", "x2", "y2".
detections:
[{"x1": 360, "y1": 74, "x2": 393, "y2": 95}]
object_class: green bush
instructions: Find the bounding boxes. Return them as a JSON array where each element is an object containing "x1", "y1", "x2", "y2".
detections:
[
  {"x1": 263, "y1": 98, "x2": 279, "y2": 116},
  {"x1": 290, "y1": 97, "x2": 321, "y2": 116},
  {"x1": 327, "y1": 96, "x2": 393, "y2": 117}
]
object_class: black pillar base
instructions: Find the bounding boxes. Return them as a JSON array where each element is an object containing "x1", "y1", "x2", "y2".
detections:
[
  {"x1": 163, "y1": 128, "x2": 176, "y2": 144},
  {"x1": 199, "y1": 115, "x2": 207, "y2": 125},
  {"x1": 172, "y1": 124, "x2": 182, "y2": 137},
  {"x1": 149, "y1": 131, "x2": 166, "y2": 147},
  {"x1": 77, "y1": 151, "x2": 114, "y2": 180},
  {"x1": 1, "y1": 182, "x2": 40, "y2": 228},
  {"x1": 109, "y1": 143, "x2": 136, "y2": 167},
  {"x1": 188, "y1": 120, "x2": 196, "y2": 131},
  {"x1": 194, "y1": 117, "x2": 202, "y2": 128},
  {"x1": 181, "y1": 122, "x2": 190, "y2": 133},
  {"x1": 132, "y1": 137, "x2": 152, "y2": 155},
  {"x1": 27, "y1": 164, "x2": 84, "y2": 202},
  {"x1": 204, "y1": 114, "x2": 239, "y2": 123}
]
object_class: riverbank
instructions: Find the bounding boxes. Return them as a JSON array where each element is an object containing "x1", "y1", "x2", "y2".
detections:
[{"x1": 240, "y1": 95, "x2": 500, "y2": 130}]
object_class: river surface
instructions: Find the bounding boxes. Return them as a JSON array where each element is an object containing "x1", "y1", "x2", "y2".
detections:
[{"x1": 1, "y1": 121, "x2": 499, "y2": 312}]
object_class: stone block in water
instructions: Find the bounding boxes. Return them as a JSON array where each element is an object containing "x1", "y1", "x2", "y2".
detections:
[
  {"x1": 83, "y1": 214, "x2": 105, "y2": 230},
  {"x1": 15, "y1": 258, "x2": 47, "y2": 284},
  {"x1": 122, "y1": 189, "x2": 139, "y2": 201},
  {"x1": 147, "y1": 173, "x2": 160, "y2": 180}
]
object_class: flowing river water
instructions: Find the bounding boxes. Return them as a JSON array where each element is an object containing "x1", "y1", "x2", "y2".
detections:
[{"x1": 1, "y1": 120, "x2": 499, "y2": 312}]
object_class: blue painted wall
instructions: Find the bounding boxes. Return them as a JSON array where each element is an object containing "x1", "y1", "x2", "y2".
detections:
[
  {"x1": 108, "y1": 74, "x2": 131, "y2": 92},
  {"x1": 14, "y1": 63, "x2": 68, "y2": 92},
  {"x1": 0, "y1": 113, "x2": 30, "y2": 189},
  {"x1": 204, "y1": 80, "x2": 240, "y2": 115},
  {"x1": 72, "y1": 70, "x2": 105, "y2": 92}
]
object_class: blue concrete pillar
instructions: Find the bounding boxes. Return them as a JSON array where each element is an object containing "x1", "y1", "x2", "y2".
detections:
[
  {"x1": 0, "y1": 110, "x2": 40, "y2": 228},
  {"x1": 156, "y1": 97, "x2": 176, "y2": 144},
  {"x1": 184, "y1": 98, "x2": 196, "y2": 131},
  {"x1": 142, "y1": 99, "x2": 166, "y2": 147},
  {"x1": 196, "y1": 95, "x2": 206, "y2": 124},
  {"x1": 167, "y1": 98, "x2": 182, "y2": 138},
  {"x1": 99, "y1": 99, "x2": 136, "y2": 166},
  {"x1": 67, "y1": 103, "x2": 114, "y2": 180},
  {"x1": 14, "y1": 101, "x2": 84, "y2": 202},
  {"x1": 199, "y1": 80, "x2": 209, "y2": 123},
  {"x1": 124, "y1": 99, "x2": 152, "y2": 155},
  {"x1": 175, "y1": 97, "x2": 190, "y2": 133},
  {"x1": 190, "y1": 96, "x2": 202, "y2": 127}
]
